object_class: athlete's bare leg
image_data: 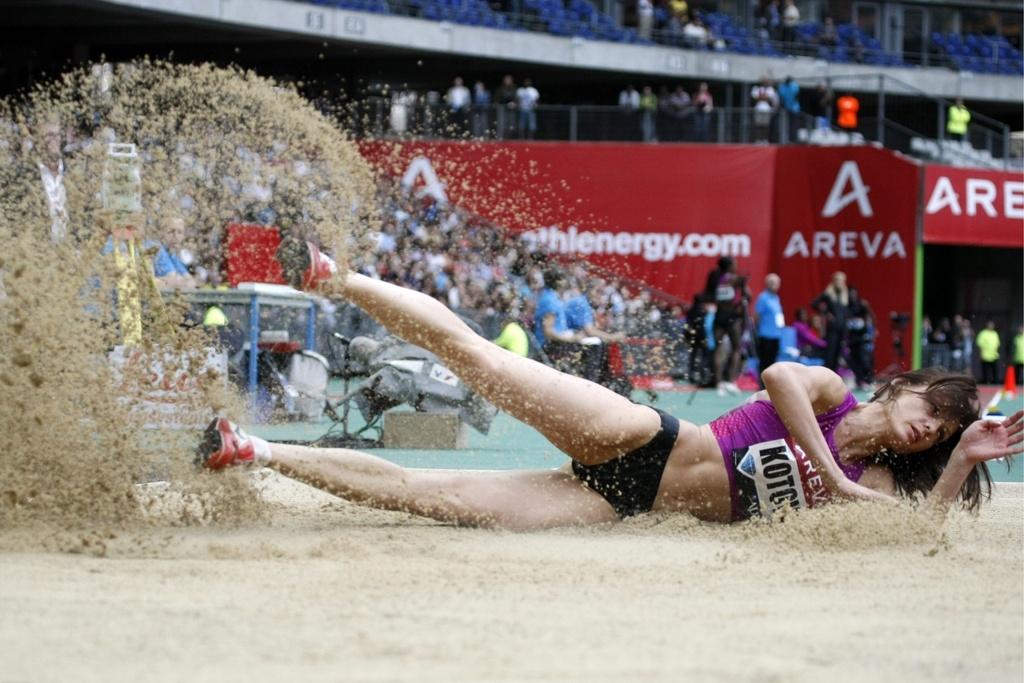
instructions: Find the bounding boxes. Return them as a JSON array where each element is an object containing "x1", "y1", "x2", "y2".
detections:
[
  {"x1": 712, "y1": 327, "x2": 728, "y2": 386},
  {"x1": 330, "y1": 272, "x2": 661, "y2": 465},
  {"x1": 712, "y1": 319, "x2": 742, "y2": 386},
  {"x1": 268, "y1": 442, "x2": 619, "y2": 530}
]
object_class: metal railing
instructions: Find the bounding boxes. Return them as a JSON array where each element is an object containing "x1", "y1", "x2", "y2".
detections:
[
  {"x1": 343, "y1": 96, "x2": 1016, "y2": 169},
  {"x1": 347, "y1": 98, "x2": 858, "y2": 145},
  {"x1": 794, "y1": 73, "x2": 1014, "y2": 169}
]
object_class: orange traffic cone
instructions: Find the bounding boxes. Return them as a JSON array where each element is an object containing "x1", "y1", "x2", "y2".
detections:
[{"x1": 1003, "y1": 365, "x2": 1017, "y2": 399}]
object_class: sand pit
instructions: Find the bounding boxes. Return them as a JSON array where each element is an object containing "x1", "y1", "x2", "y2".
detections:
[{"x1": 1, "y1": 474, "x2": 1020, "y2": 682}]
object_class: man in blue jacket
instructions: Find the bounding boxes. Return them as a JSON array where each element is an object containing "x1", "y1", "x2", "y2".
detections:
[
  {"x1": 754, "y1": 273, "x2": 784, "y2": 388},
  {"x1": 534, "y1": 268, "x2": 582, "y2": 372}
]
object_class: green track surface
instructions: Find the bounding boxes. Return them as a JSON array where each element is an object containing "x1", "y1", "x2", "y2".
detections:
[{"x1": 246, "y1": 384, "x2": 1024, "y2": 482}]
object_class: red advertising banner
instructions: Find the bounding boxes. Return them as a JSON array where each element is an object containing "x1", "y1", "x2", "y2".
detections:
[
  {"x1": 360, "y1": 142, "x2": 920, "y2": 372},
  {"x1": 922, "y1": 165, "x2": 1024, "y2": 248},
  {"x1": 360, "y1": 141, "x2": 776, "y2": 302},
  {"x1": 771, "y1": 147, "x2": 919, "y2": 372}
]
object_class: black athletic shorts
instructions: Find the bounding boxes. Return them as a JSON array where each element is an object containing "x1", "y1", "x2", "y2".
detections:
[{"x1": 571, "y1": 408, "x2": 681, "y2": 518}]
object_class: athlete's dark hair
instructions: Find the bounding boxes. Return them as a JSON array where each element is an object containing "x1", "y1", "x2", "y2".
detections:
[{"x1": 868, "y1": 367, "x2": 991, "y2": 511}]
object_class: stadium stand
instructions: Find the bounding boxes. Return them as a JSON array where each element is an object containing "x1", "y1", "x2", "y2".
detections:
[
  {"x1": 930, "y1": 32, "x2": 1024, "y2": 75},
  {"x1": 522, "y1": 0, "x2": 635, "y2": 42},
  {"x1": 310, "y1": 0, "x2": 394, "y2": 14},
  {"x1": 793, "y1": 20, "x2": 903, "y2": 66},
  {"x1": 299, "y1": 0, "x2": 1021, "y2": 75}
]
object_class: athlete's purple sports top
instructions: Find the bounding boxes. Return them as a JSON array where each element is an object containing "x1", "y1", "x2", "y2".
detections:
[{"x1": 709, "y1": 392, "x2": 865, "y2": 520}]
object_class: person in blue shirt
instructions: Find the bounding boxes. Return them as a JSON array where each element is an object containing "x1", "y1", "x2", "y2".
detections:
[
  {"x1": 153, "y1": 214, "x2": 196, "y2": 290},
  {"x1": 564, "y1": 283, "x2": 593, "y2": 337},
  {"x1": 563, "y1": 278, "x2": 625, "y2": 383},
  {"x1": 470, "y1": 80, "x2": 492, "y2": 139},
  {"x1": 777, "y1": 77, "x2": 800, "y2": 142},
  {"x1": 777, "y1": 77, "x2": 800, "y2": 113},
  {"x1": 533, "y1": 268, "x2": 581, "y2": 370},
  {"x1": 754, "y1": 273, "x2": 784, "y2": 388},
  {"x1": 565, "y1": 279, "x2": 624, "y2": 341}
]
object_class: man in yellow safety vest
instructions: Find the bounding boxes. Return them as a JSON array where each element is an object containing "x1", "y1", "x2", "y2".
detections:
[
  {"x1": 947, "y1": 97, "x2": 971, "y2": 141},
  {"x1": 976, "y1": 320, "x2": 1000, "y2": 385}
]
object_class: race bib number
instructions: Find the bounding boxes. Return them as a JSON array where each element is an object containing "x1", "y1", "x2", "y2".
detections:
[
  {"x1": 731, "y1": 438, "x2": 830, "y2": 518},
  {"x1": 715, "y1": 285, "x2": 736, "y2": 303}
]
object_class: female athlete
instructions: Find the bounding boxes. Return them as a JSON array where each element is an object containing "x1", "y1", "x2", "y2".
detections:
[{"x1": 197, "y1": 248, "x2": 1022, "y2": 530}]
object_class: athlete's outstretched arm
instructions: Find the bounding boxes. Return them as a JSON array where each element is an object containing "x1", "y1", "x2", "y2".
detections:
[
  {"x1": 929, "y1": 410, "x2": 1024, "y2": 513},
  {"x1": 761, "y1": 362, "x2": 897, "y2": 503}
]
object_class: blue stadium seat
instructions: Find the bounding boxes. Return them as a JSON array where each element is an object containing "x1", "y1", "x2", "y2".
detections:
[
  {"x1": 796, "y1": 24, "x2": 815, "y2": 40},
  {"x1": 732, "y1": 38, "x2": 752, "y2": 54},
  {"x1": 310, "y1": 0, "x2": 1021, "y2": 63}
]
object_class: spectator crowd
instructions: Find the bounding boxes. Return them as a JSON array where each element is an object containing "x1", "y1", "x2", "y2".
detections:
[
  {"x1": 351, "y1": 174, "x2": 683, "y2": 390},
  {"x1": 12, "y1": 108, "x2": 1019, "y2": 397},
  {"x1": 386, "y1": 74, "x2": 541, "y2": 140},
  {"x1": 376, "y1": 71, "x2": 853, "y2": 145},
  {"x1": 633, "y1": 2, "x2": 882, "y2": 61}
]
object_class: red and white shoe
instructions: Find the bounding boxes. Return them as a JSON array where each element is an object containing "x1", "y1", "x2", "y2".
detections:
[
  {"x1": 301, "y1": 241, "x2": 338, "y2": 291},
  {"x1": 195, "y1": 418, "x2": 272, "y2": 470},
  {"x1": 275, "y1": 236, "x2": 337, "y2": 292}
]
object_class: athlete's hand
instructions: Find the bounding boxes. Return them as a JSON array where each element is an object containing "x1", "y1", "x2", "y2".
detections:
[
  {"x1": 836, "y1": 477, "x2": 898, "y2": 504},
  {"x1": 955, "y1": 411, "x2": 1024, "y2": 465}
]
